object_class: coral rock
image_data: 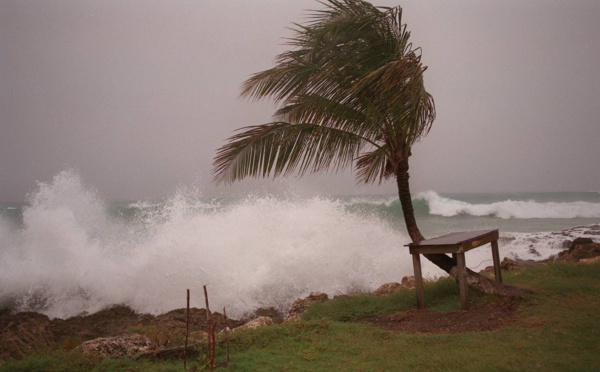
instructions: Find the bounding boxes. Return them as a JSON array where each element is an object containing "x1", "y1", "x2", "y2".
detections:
[
  {"x1": 233, "y1": 317, "x2": 273, "y2": 331},
  {"x1": 401, "y1": 276, "x2": 416, "y2": 289},
  {"x1": 580, "y1": 256, "x2": 600, "y2": 264},
  {"x1": 79, "y1": 333, "x2": 155, "y2": 357},
  {"x1": 374, "y1": 282, "x2": 403, "y2": 295}
]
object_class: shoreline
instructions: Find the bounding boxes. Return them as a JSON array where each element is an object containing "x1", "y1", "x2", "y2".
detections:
[{"x1": 2, "y1": 235, "x2": 599, "y2": 362}]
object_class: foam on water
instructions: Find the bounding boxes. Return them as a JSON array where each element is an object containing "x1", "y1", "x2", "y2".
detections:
[
  {"x1": 0, "y1": 170, "x2": 413, "y2": 319},
  {"x1": 460, "y1": 228, "x2": 595, "y2": 272},
  {"x1": 417, "y1": 191, "x2": 600, "y2": 219}
]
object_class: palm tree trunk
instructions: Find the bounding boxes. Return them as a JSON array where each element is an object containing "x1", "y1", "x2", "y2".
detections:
[
  {"x1": 395, "y1": 160, "x2": 528, "y2": 297},
  {"x1": 395, "y1": 158, "x2": 425, "y2": 243}
]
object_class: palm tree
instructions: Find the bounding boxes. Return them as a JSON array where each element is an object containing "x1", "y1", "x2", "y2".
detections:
[{"x1": 213, "y1": 0, "x2": 522, "y2": 296}]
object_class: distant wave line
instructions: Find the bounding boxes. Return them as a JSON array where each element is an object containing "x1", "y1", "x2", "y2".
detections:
[{"x1": 415, "y1": 191, "x2": 600, "y2": 219}]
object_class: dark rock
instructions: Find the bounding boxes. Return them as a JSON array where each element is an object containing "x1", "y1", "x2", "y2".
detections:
[
  {"x1": 500, "y1": 257, "x2": 533, "y2": 271},
  {"x1": 558, "y1": 238, "x2": 600, "y2": 262},
  {"x1": 63, "y1": 305, "x2": 150, "y2": 340},
  {"x1": 528, "y1": 248, "x2": 541, "y2": 256},
  {"x1": 569, "y1": 237, "x2": 595, "y2": 250},
  {"x1": 0, "y1": 305, "x2": 245, "y2": 360}
]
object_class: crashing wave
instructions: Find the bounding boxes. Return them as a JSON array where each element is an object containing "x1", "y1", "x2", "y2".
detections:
[
  {"x1": 415, "y1": 191, "x2": 600, "y2": 219},
  {"x1": 0, "y1": 170, "x2": 410, "y2": 319}
]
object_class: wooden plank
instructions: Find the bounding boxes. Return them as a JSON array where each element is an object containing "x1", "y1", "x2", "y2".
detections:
[
  {"x1": 491, "y1": 240, "x2": 503, "y2": 283},
  {"x1": 410, "y1": 245, "x2": 461, "y2": 255},
  {"x1": 460, "y1": 230, "x2": 499, "y2": 251},
  {"x1": 406, "y1": 229, "x2": 498, "y2": 248},
  {"x1": 412, "y1": 254, "x2": 425, "y2": 309},
  {"x1": 456, "y1": 253, "x2": 469, "y2": 309}
]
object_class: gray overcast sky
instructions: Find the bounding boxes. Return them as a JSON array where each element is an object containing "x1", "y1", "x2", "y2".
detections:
[{"x1": 1, "y1": 0, "x2": 599, "y2": 202}]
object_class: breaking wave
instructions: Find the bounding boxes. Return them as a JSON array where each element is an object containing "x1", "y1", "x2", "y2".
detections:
[
  {"x1": 0, "y1": 170, "x2": 411, "y2": 319},
  {"x1": 416, "y1": 191, "x2": 600, "y2": 219}
]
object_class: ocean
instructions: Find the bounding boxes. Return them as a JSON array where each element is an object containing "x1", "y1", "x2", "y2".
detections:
[{"x1": 1, "y1": 170, "x2": 599, "y2": 319}]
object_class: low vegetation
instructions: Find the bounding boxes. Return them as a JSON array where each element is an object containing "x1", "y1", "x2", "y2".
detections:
[{"x1": 2, "y1": 262, "x2": 599, "y2": 371}]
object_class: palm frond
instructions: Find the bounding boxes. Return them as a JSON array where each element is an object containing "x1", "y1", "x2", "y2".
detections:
[
  {"x1": 213, "y1": 122, "x2": 375, "y2": 184},
  {"x1": 275, "y1": 94, "x2": 384, "y2": 142},
  {"x1": 355, "y1": 144, "x2": 392, "y2": 184}
]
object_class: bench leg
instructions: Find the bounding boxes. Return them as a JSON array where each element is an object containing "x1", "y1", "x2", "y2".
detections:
[
  {"x1": 456, "y1": 253, "x2": 469, "y2": 309},
  {"x1": 491, "y1": 240, "x2": 503, "y2": 283},
  {"x1": 412, "y1": 253, "x2": 425, "y2": 309}
]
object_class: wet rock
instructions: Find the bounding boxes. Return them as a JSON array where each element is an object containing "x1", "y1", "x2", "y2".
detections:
[
  {"x1": 570, "y1": 237, "x2": 595, "y2": 248},
  {"x1": 558, "y1": 238, "x2": 600, "y2": 262},
  {"x1": 79, "y1": 334, "x2": 155, "y2": 357},
  {"x1": 285, "y1": 292, "x2": 329, "y2": 322}
]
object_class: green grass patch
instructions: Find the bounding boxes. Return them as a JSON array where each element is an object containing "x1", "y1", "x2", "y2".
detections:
[
  {"x1": 302, "y1": 277, "x2": 477, "y2": 322},
  {"x1": 225, "y1": 262, "x2": 600, "y2": 371},
  {"x1": 0, "y1": 350, "x2": 183, "y2": 372}
]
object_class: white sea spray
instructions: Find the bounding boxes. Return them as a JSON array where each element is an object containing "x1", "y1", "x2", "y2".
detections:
[{"x1": 0, "y1": 170, "x2": 412, "y2": 319}]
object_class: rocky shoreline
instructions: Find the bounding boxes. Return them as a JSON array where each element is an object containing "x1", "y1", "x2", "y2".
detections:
[{"x1": 1, "y1": 236, "x2": 598, "y2": 362}]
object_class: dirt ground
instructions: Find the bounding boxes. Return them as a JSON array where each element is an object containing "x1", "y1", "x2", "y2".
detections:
[{"x1": 362, "y1": 298, "x2": 519, "y2": 334}]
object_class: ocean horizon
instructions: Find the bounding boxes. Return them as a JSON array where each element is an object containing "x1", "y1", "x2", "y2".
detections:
[{"x1": 1, "y1": 170, "x2": 599, "y2": 319}]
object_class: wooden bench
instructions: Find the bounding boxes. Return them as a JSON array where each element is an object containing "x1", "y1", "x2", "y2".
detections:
[{"x1": 405, "y1": 229, "x2": 502, "y2": 310}]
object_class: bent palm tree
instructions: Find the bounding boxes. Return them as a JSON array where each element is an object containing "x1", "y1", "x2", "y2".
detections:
[{"x1": 214, "y1": 0, "x2": 522, "y2": 296}]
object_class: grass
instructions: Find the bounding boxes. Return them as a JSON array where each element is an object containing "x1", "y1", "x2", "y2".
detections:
[
  {"x1": 2, "y1": 262, "x2": 599, "y2": 371},
  {"x1": 301, "y1": 278, "x2": 468, "y2": 323},
  {"x1": 0, "y1": 351, "x2": 182, "y2": 372}
]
